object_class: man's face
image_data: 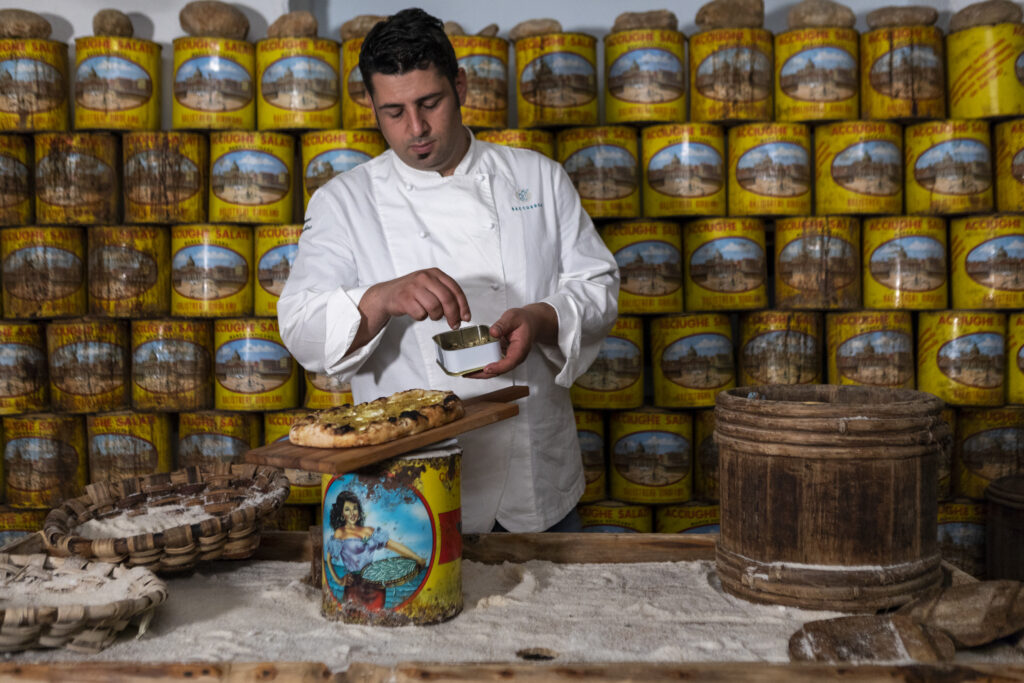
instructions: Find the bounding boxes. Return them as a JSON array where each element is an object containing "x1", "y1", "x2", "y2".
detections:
[{"x1": 368, "y1": 65, "x2": 469, "y2": 176}]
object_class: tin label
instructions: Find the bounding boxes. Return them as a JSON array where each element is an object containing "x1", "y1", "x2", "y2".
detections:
[
  {"x1": 3, "y1": 414, "x2": 85, "y2": 508},
  {"x1": 302, "y1": 130, "x2": 386, "y2": 207},
  {"x1": 955, "y1": 408, "x2": 1024, "y2": 500},
  {"x1": 74, "y1": 37, "x2": 160, "y2": 130},
  {"x1": 0, "y1": 509, "x2": 47, "y2": 546},
  {"x1": 815, "y1": 120, "x2": 903, "y2": 215},
  {"x1": 124, "y1": 132, "x2": 207, "y2": 224},
  {"x1": 171, "y1": 224, "x2": 253, "y2": 317},
  {"x1": 0, "y1": 39, "x2": 69, "y2": 132},
  {"x1": 571, "y1": 317, "x2": 644, "y2": 410},
  {"x1": 995, "y1": 119, "x2": 1024, "y2": 212},
  {"x1": 605, "y1": 29, "x2": 685, "y2": 124},
  {"x1": 609, "y1": 411, "x2": 692, "y2": 505},
  {"x1": 937, "y1": 500, "x2": 985, "y2": 577},
  {"x1": 684, "y1": 217, "x2": 767, "y2": 311},
  {"x1": 172, "y1": 37, "x2": 255, "y2": 130},
  {"x1": 322, "y1": 452, "x2": 462, "y2": 625},
  {"x1": 1, "y1": 226, "x2": 86, "y2": 318},
  {"x1": 906, "y1": 121, "x2": 993, "y2": 214},
  {"x1": 214, "y1": 318, "x2": 297, "y2": 411},
  {"x1": 257, "y1": 37, "x2": 340, "y2": 131},
  {"x1": 178, "y1": 410, "x2": 261, "y2": 468},
  {"x1": 575, "y1": 410, "x2": 605, "y2": 503},
  {"x1": 642, "y1": 123, "x2": 725, "y2": 216},
  {"x1": 578, "y1": 501, "x2": 653, "y2": 532},
  {"x1": 826, "y1": 311, "x2": 914, "y2": 387},
  {"x1": 860, "y1": 27, "x2": 945, "y2": 120},
  {"x1": 775, "y1": 29, "x2": 858, "y2": 122},
  {"x1": 728, "y1": 123, "x2": 810, "y2": 216},
  {"x1": 131, "y1": 319, "x2": 213, "y2": 412},
  {"x1": 210, "y1": 131, "x2": 293, "y2": 224},
  {"x1": 305, "y1": 370, "x2": 353, "y2": 410},
  {"x1": 452, "y1": 35, "x2": 509, "y2": 129},
  {"x1": 948, "y1": 24, "x2": 1024, "y2": 119},
  {"x1": 652, "y1": 314, "x2": 735, "y2": 408},
  {"x1": 87, "y1": 411, "x2": 171, "y2": 482},
  {"x1": 690, "y1": 29, "x2": 772, "y2": 122},
  {"x1": 740, "y1": 310, "x2": 823, "y2": 385},
  {"x1": 35, "y1": 133, "x2": 119, "y2": 225},
  {"x1": 918, "y1": 311, "x2": 1006, "y2": 406},
  {"x1": 516, "y1": 33, "x2": 598, "y2": 128},
  {"x1": 951, "y1": 215, "x2": 1024, "y2": 309},
  {"x1": 863, "y1": 216, "x2": 948, "y2": 309},
  {"x1": 255, "y1": 224, "x2": 301, "y2": 317},
  {"x1": 88, "y1": 226, "x2": 170, "y2": 317},
  {"x1": 342, "y1": 38, "x2": 376, "y2": 130},
  {"x1": 603, "y1": 221, "x2": 682, "y2": 314},
  {"x1": 1008, "y1": 313, "x2": 1024, "y2": 404},
  {"x1": 48, "y1": 320, "x2": 128, "y2": 414},
  {"x1": 775, "y1": 216, "x2": 861, "y2": 309},
  {"x1": 0, "y1": 135, "x2": 32, "y2": 225},
  {"x1": 476, "y1": 129, "x2": 554, "y2": 158},
  {"x1": 558, "y1": 126, "x2": 638, "y2": 219},
  {"x1": 0, "y1": 322, "x2": 46, "y2": 415},
  {"x1": 656, "y1": 502, "x2": 720, "y2": 533}
]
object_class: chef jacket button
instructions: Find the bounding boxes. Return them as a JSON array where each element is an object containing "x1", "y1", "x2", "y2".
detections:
[
  {"x1": 419, "y1": 230, "x2": 428, "y2": 238},
  {"x1": 405, "y1": 183, "x2": 414, "y2": 191},
  {"x1": 477, "y1": 174, "x2": 486, "y2": 183},
  {"x1": 488, "y1": 222, "x2": 496, "y2": 230},
  {"x1": 490, "y1": 283, "x2": 500, "y2": 290}
]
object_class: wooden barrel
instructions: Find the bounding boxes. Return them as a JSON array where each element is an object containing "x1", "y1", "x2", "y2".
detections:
[
  {"x1": 714, "y1": 384, "x2": 948, "y2": 612},
  {"x1": 986, "y1": 474, "x2": 1024, "y2": 581}
]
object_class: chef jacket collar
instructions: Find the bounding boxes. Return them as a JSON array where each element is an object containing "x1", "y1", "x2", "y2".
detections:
[{"x1": 390, "y1": 127, "x2": 483, "y2": 186}]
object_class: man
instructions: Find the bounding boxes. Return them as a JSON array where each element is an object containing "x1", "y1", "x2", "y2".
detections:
[{"x1": 278, "y1": 8, "x2": 618, "y2": 533}]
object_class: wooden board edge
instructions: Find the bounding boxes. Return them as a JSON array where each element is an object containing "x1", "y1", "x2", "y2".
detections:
[{"x1": 0, "y1": 661, "x2": 335, "y2": 681}]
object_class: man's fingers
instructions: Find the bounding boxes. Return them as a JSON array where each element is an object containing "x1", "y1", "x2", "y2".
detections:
[
  {"x1": 432, "y1": 270, "x2": 472, "y2": 322},
  {"x1": 419, "y1": 273, "x2": 468, "y2": 328}
]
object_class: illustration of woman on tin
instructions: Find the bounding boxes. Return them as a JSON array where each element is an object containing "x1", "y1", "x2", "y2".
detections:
[{"x1": 325, "y1": 490, "x2": 427, "y2": 611}]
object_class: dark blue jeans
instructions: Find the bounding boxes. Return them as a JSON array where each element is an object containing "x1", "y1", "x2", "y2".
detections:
[{"x1": 491, "y1": 508, "x2": 583, "y2": 533}]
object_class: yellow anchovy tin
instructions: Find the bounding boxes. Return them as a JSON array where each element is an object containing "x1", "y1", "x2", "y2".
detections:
[
  {"x1": 177, "y1": 410, "x2": 261, "y2": 469},
  {"x1": 571, "y1": 316, "x2": 644, "y2": 410},
  {"x1": 475, "y1": 129, "x2": 555, "y2": 158},
  {"x1": 74, "y1": 36, "x2": 161, "y2": 131},
  {"x1": 131, "y1": 319, "x2": 213, "y2": 412},
  {"x1": 728, "y1": 122, "x2": 811, "y2": 216},
  {"x1": 86, "y1": 411, "x2": 172, "y2": 483},
  {"x1": 254, "y1": 224, "x2": 301, "y2": 317},
  {"x1": 937, "y1": 499, "x2": 986, "y2": 578},
  {"x1": 652, "y1": 313, "x2": 735, "y2": 408},
  {"x1": 452, "y1": 35, "x2": 509, "y2": 129},
  {"x1": 87, "y1": 225, "x2": 170, "y2": 318},
  {"x1": 264, "y1": 409, "x2": 320, "y2": 505},
  {"x1": 213, "y1": 318, "x2": 297, "y2": 412},
  {"x1": 172, "y1": 37, "x2": 255, "y2": 130},
  {"x1": 516, "y1": 32, "x2": 598, "y2": 128},
  {"x1": 0, "y1": 226, "x2": 85, "y2": 319},
  {"x1": 46, "y1": 318, "x2": 128, "y2": 414},
  {"x1": 210, "y1": 131, "x2": 294, "y2": 224},
  {"x1": 304, "y1": 370, "x2": 353, "y2": 410},
  {"x1": 0, "y1": 508, "x2": 47, "y2": 546},
  {"x1": 774, "y1": 27, "x2": 859, "y2": 122},
  {"x1": 860, "y1": 25, "x2": 945, "y2": 120},
  {"x1": 0, "y1": 38, "x2": 69, "y2": 132},
  {"x1": 256, "y1": 37, "x2": 340, "y2": 131},
  {"x1": 917, "y1": 310, "x2": 1006, "y2": 406},
  {"x1": 341, "y1": 38, "x2": 376, "y2": 130},
  {"x1": 951, "y1": 214, "x2": 1024, "y2": 309},
  {"x1": 575, "y1": 409, "x2": 605, "y2": 504},
  {"x1": 684, "y1": 217, "x2": 767, "y2": 312},
  {"x1": 557, "y1": 126, "x2": 638, "y2": 219},
  {"x1": 947, "y1": 23, "x2": 1024, "y2": 119},
  {"x1": 1008, "y1": 313, "x2": 1024, "y2": 404},
  {"x1": 578, "y1": 500, "x2": 653, "y2": 532},
  {"x1": 954, "y1": 407, "x2": 1024, "y2": 500},
  {"x1": 601, "y1": 220, "x2": 682, "y2": 315},
  {"x1": 905, "y1": 119, "x2": 993, "y2": 215},
  {"x1": 739, "y1": 310, "x2": 823, "y2": 386},
  {"x1": 609, "y1": 408, "x2": 692, "y2": 504},
  {"x1": 301, "y1": 129, "x2": 386, "y2": 208},
  {"x1": 814, "y1": 120, "x2": 902, "y2": 215},
  {"x1": 655, "y1": 502, "x2": 720, "y2": 534},
  {"x1": 826, "y1": 310, "x2": 915, "y2": 388},
  {"x1": 34, "y1": 132, "x2": 119, "y2": 225},
  {"x1": 3, "y1": 413, "x2": 85, "y2": 509},
  {"x1": 170, "y1": 224, "x2": 253, "y2": 318},
  {"x1": 604, "y1": 29, "x2": 685, "y2": 125},
  {"x1": 642, "y1": 123, "x2": 726, "y2": 217},
  {"x1": 995, "y1": 118, "x2": 1024, "y2": 212},
  {"x1": 689, "y1": 28, "x2": 772, "y2": 123},
  {"x1": 0, "y1": 321, "x2": 47, "y2": 415},
  {"x1": 862, "y1": 215, "x2": 948, "y2": 310},
  {"x1": 123, "y1": 131, "x2": 208, "y2": 224},
  {"x1": 774, "y1": 216, "x2": 861, "y2": 309},
  {"x1": 693, "y1": 409, "x2": 718, "y2": 502},
  {"x1": 0, "y1": 135, "x2": 32, "y2": 225}
]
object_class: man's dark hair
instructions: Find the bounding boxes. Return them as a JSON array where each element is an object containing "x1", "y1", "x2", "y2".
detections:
[{"x1": 358, "y1": 8, "x2": 459, "y2": 99}]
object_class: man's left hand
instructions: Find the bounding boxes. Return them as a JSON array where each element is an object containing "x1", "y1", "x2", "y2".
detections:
[{"x1": 466, "y1": 303, "x2": 557, "y2": 379}]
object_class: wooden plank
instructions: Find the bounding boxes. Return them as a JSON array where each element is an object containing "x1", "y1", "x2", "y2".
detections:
[
  {"x1": 243, "y1": 386, "x2": 528, "y2": 476},
  {"x1": 343, "y1": 661, "x2": 1024, "y2": 682},
  {"x1": 462, "y1": 533, "x2": 717, "y2": 564},
  {"x1": 0, "y1": 662, "x2": 334, "y2": 682}
]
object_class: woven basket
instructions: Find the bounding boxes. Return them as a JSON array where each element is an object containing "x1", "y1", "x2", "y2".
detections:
[
  {"x1": 43, "y1": 464, "x2": 290, "y2": 573},
  {"x1": 0, "y1": 553, "x2": 167, "y2": 654}
]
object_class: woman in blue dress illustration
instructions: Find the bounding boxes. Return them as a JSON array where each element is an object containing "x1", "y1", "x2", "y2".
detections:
[{"x1": 325, "y1": 490, "x2": 427, "y2": 611}]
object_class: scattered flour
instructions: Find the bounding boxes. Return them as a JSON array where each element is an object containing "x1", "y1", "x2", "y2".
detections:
[
  {"x1": 6, "y1": 559, "x2": 1023, "y2": 672},
  {"x1": 74, "y1": 506, "x2": 216, "y2": 540},
  {"x1": 0, "y1": 566, "x2": 149, "y2": 608}
]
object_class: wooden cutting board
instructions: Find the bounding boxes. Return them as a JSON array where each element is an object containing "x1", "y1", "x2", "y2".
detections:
[{"x1": 242, "y1": 385, "x2": 527, "y2": 475}]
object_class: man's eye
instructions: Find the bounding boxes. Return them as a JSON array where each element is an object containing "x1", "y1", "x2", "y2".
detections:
[{"x1": 423, "y1": 99, "x2": 440, "y2": 109}]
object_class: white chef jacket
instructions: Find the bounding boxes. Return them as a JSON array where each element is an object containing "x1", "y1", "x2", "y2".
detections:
[{"x1": 277, "y1": 131, "x2": 619, "y2": 532}]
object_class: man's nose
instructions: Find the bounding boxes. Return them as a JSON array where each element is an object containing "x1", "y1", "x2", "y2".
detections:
[{"x1": 410, "y1": 111, "x2": 429, "y2": 137}]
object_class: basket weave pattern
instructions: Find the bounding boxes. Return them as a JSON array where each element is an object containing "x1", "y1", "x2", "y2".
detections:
[
  {"x1": 0, "y1": 553, "x2": 167, "y2": 654},
  {"x1": 43, "y1": 464, "x2": 290, "y2": 573}
]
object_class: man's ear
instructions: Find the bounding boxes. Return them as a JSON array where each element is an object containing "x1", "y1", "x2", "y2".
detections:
[{"x1": 454, "y1": 67, "x2": 468, "y2": 107}]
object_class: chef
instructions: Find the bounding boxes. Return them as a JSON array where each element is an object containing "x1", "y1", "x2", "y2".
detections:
[{"x1": 278, "y1": 8, "x2": 619, "y2": 533}]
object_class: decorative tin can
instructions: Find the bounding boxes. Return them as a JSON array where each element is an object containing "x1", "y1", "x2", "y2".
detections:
[
  {"x1": 0, "y1": 226, "x2": 85, "y2": 319},
  {"x1": 3, "y1": 413, "x2": 85, "y2": 508},
  {"x1": 74, "y1": 36, "x2": 161, "y2": 130},
  {"x1": 322, "y1": 445, "x2": 462, "y2": 625},
  {"x1": 947, "y1": 23, "x2": 1024, "y2": 119},
  {"x1": 939, "y1": 408, "x2": 956, "y2": 500},
  {"x1": 826, "y1": 310, "x2": 915, "y2": 388},
  {"x1": 995, "y1": 118, "x2": 1024, "y2": 212},
  {"x1": 689, "y1": 28, "x2": 772, "y2": 123},
  {"x1": 256, "y1": 37, "x2": 340, "y2": 131},
  {"x1": 604, "y1": 29, "x2": 685, "y2": 124},
  {"x1": 642, "y1": 123, "x2": 726, "y2": 217},
  {"x1": 35, "y1": 132, "x2": 119, "y2": 225},
  {"x1": 304, "y1": 370, "x2": 353, "y2": 410},
  {"x1": 452, "y1": 35, "x2": 509, "y2": 129},
  {"x1": 739, "y1": 310, "x2": 823, "y2": 386},
  {"x1": 254, "y1": 224, "x2": 301, "y2": 317},
  {"x1": 602, "y1": 220, "x2": 682, "y2": 314},
  {"x1": 86, "y1": 411, "x2": 172, "y2": 483},
  {"x1": 516, "y1": 32, "x2": 598, "y2": 128},
  {"x1": 177, "y1": 410, "x2": 261, "y2": 469},
  {"x1": 905, "y1": 120, "x2": 993, "y2": 215},
  {"x1": 0, "y1": 38, "x2": 68, "y2": 132},
  {"x1": 814, "y1": 120, "x2": 903, "y2": 215},
  {"x1": 264, "y1": 409, "x2": 320, "y2": 505},
  {"x1": 475, "y1": 129, "x2": 555, "y2": 158},
  {"x1": 0, "y1": 135, "x2": 32, "y2": 226},
  {"x1": 172, "y1": 37, "x2": 255, "y2": 130},
  {"x1": 655, "y1": 502, "x2": 720, "y2": 534},
  {"x1": 88, "y1": 225, "x2": 170, "y2": 318},
  {"x1": 918, "y1": 311, "x2": 1006, "y2": 406},
  {"x1": 214, "y1": 318, "x2": 297, "y2": 412},
  {"x1": 955, "y1": 407, "x2": 1024, "y2": 500},
  {"x1": 609, "y1": 408, "x2": 692, "y2": 504},
  {"x1": 341, "y1": 38, "x2": 375, "y2": 130},
  {"x1": 123, "y1": 131, "x2": 208, "y2": 224},
  {"x1": 937, "y1": 499, "x2": 986, "y2": 577},
  {"x1": 170, "y1": 224, "x2": 253, "y2": 317},
  {"x1": 775, "y1": 216, "x2": 861, "y2": 309},
  {"x1": 558, "y1": 126, "x2": 638, "y2": 219},
  {"x1": 652, "y1": 314, "x2": 735, "y2": 408},
  {"x1": 46, "y1": 318, "x2": 128, "y2": 414},
  {"x1": 951, "y1": 214, "x2": 1024, "y2": 309},
  {"x1": 727, "y1": 123, "x2": 811, "y2": 216},
  {"x1": 684, "y1": 217, "x2": 767, "y2": 311},
  {"x1": 0, "y1": 508, "x2": 47, "y2": 547},
  {"x1": 0, "y1": 321, "x2": 47, "y2": 415},
  {"x1": 774, "y1": 28, "x2": 859, "y2": 122},
  {"x1": 578, "y1": 500, "x2": 653, "y2": 532},
  {"x1": 131, "y1": 319, "x2": 213, "y2": 412},
  {"x1": 862, "y1": 215, "x2": 948, "y2": 310},
  {"x1": 301, "y1": 129, "x2": 385, "y2": 208},
  {"x1": 210, "y1": 131, "x2": 293, "y2": 224},
  {"x1": 1009, "y1": 313, "x2": 1024, "y2": 404},
  {"x1": 575, "y1": 409, "x2": 605, "y2": 504},
  {"x1": 860, "y1": 25, "x2": 945, "y2": 120},
  {"x1": 571, "y1": 316, "x2": 644, "y2": 410},
  {"x1": 693, "y1": 409, "x2": 718, "y2": 502}
]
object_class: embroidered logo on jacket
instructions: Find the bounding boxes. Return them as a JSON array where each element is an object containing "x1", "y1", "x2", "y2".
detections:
[{"x1": 512, "y1": 187, "x2": 543, "y2": 212}]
